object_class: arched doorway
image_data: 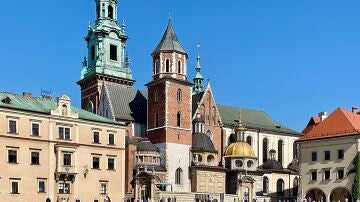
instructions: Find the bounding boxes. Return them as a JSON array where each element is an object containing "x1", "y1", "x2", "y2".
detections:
[
  {"x1": 330, "y1": 187, "x2": 352, "y2": 202},
  {"x1": 306, "y1": 189, "x2": 326, "y2": 202}
]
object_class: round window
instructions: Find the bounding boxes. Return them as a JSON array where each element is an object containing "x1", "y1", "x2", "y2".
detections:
[
  {"x1": 207, "y1": 155, "x2": 214, "y2": 163},
  {"x1": 235, "y1": 160, "x2": 243, "y2": 168},
  {"x1": 247, "y1": 160, "x2": 253, "y2": 168}
]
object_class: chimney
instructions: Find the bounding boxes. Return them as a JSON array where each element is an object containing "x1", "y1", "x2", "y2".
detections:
[
  {"x1": 318, "y1": 111, "x2": 328, "y2": 122},
  {"x1": 352, "y1": 107, "x2": 358, "y2": 113},
  {"x1": 23, "y1": 92, "x2": 32, "y2": 98},
  {"x1": 42, "y1": 95, "x2": 52, "y2": 100}
]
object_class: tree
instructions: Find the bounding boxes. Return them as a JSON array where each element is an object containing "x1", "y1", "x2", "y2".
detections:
[{"x1": 352, "y1": 152, "x2": 360, "y2": 200}]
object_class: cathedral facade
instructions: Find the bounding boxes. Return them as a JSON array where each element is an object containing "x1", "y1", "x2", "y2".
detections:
[{"x1": 78, "y1": 1, "x2": 300, "y2": 201}]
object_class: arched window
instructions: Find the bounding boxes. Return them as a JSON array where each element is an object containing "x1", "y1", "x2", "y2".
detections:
[
  {"x1": 263, "y1": 177, "x2": 269, "y2": 194},
  {"x1": 177, "y1": 89, "x2": 182, "y2": 102},
  {"x1": 177, "y1": 60, "x2": 181, "y2": 74},
  {"x1": 246, "y1": 136, "x2": 252, "y2": 146},
  {"x1": 175, "y1": 168, "x2": 182, "y2": 185},
  {"x1": 276, "y1": 179, "x2": 285, "y2": 196},
  {"x1": 86, "y1": 101, "x2": 94, "y2": 113},
  {"x1": 177, "y1": 112, "x2": 181, "y2": 127},
  {"x1": 165, "y1": 59, "x2": 170, "y2": 72},
  {"x1": 263, "y1": 138, "x2": 268, "y2": 162},
  {"x1": 108, "y1": 5, "x2": 114, "y2": 19},
  {"x1": 278, "y1": 139, "x2": 283, "y2": 165},
  {"x1": 207, "y1": 155, "x2": 214, "y2": 163}
]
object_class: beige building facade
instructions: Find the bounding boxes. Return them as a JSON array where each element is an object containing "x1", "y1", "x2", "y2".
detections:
[
  {"x1": 299, "y1": 108, "x2": 360, "y2": 202},
  {"x1": 0, "y1": 92, "x2": 125, "y2": 202}
]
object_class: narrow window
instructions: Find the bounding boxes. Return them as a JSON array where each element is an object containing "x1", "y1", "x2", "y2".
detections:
[
  {"x1": 263, "y1": 177, "x2": 269, "y2": 194},
  {"x1": 337, "y1": 169, "x2": 344, "y2": 179},
  {"x1": 278, "y1": 140, "x2": 283, "y2": 165},
  {"x1": 311, "y1": 171, "x2": 317, "y2": 180},
  {"x1": 108, "y1": 158, "x2": 115, "y2": 170},
  {"x1": 93, "y1": 157, "x2": 100, "y2": 169},
  {"x1": 276, "y1": 179, "x2": 285, "y2": 196},
  {"x1": 63, "y1": 153, "x2": 71, "y2": 166},
  {"x1": 246, "y1": 136, "x2": 252, "y2": 146},
  {"x1": 32, "y1": 123, "x2": 40, "y2": 136},
  {"x1": 324, "y1": 150, "x2": 331, "y2": 161},
  {"x1": 177, "y1": 112, "x2": 181, "y2": 127},
  {"x1": 177, "y1": 89, "x2": 182, "y2": 102},
  {"x1": 31, "y1": 151, "x2": 40, "y2": 165},
  {"x1": 154, "y1": 90, "x2": 158, "y2": 103},
  {"x1": 102, "y1": 7, "x2": 106, "y2": 17},
  {"x1": 100, "y1": 182, "x2": 107, "y2": 194},
  {"x1": 8, "y1": 150, "x2": 17, "y2": 163},
  {"x1": 93, "y1": 132, "x2": 100, "y2": 144},
  {"x1": 324, "y1": 170, "x2": 331, "y2": 180},
  {"x1": 91, "y1": 46, "x2": 95, "y2": 61},
  {"x1": 263, "y1": 138, "x2": 268, "y2": 162},
  {"x1": 311, "y1": 152, "x2": 317, "y2": 161},
  {"x1": 9, "y1": 120, "x2": 17, "y2": 133},
  {"x1": 110, "y1": 45, "x2": 117, "y2": 61},
  {"x1": 108, "y1": 5, "x2": 113, "y2": 19},
  {"x1": 108, "y1": 134, "x2": 115, "y2": 145},
  {"x1": 338, "y1": 149, "x2": 344, "y2": 159},
  {"x1": 177, "y1": 60, "x2": 181, "y2": 74},
  {"x1": 11, "y1": 181, "x2": 19, "y2": 194},
  {"x1": 38, "y1": 180, "x2": 46, "y2": 193},
  {"x1": 166, "y1": 59, "x2": 170, "y2": 72},
  {"x1": 175, "y1": 168, "x2": 182, "y2": 185}
]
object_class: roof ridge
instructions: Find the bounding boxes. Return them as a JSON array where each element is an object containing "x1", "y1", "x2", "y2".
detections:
[{"x1": 338, "y1": 108, "x2": 359, "y2": 131}]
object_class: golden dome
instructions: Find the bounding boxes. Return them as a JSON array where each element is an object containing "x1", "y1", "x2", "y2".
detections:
[{"x1": 224, "y1": 141, "x2": 256, "y2": 158}]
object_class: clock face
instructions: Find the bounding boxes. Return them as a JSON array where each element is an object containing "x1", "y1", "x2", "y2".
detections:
[{"x1": 235, "y1": 160, "x2": 243, "y2": 168}]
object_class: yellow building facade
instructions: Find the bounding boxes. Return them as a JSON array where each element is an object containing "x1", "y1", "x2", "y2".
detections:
[{"x1": 0, "y1": 93, "x2": 125, "y2": 202}]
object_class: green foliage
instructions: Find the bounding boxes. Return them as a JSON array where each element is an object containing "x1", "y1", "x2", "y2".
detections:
[{"x1": 352, "y1": 152, "x2": 360, "y2": 199}]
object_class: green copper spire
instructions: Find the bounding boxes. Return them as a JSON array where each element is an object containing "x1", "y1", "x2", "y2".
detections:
[
  {"x1": 80, "y1": 0, "x2": 134, "y2": 83},
  {"x1": 193, "y1": 44, "x2": 204, "y2": 94}
]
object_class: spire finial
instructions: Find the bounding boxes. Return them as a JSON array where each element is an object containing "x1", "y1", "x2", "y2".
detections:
[
  {"x1": 236, "y1": 109, "x2": 247, "y2": 141},
  {"x1": 168, "y1": 12, "x2": 172, "y2": 21},
  {"x1": 197, "y1": 43, "x2": 201, "y2": 60}
]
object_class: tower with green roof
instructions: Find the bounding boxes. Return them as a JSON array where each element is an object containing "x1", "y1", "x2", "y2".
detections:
[
  {"x1": 193, "y1": 46, "x2": 204, "y2": 94},
  {"x1": 77, "y1": 0, "x2": 134, "y2": 114}
]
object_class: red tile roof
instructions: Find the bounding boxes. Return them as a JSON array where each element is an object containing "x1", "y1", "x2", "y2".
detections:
[
  {"x1": 300, "y1": 108, "x2": 360, "y2": 141},
  {"x1": 302, "y1": 116, "x2": 321, "y2": 134}
]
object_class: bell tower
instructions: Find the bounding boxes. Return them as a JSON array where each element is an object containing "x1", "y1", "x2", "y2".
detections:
[
  {"x1": 77, "y1": 0, "x2": 134, "y2": 114},
  {"x1": 146, "y1": 19, "x2": 192, "y2": 192}
]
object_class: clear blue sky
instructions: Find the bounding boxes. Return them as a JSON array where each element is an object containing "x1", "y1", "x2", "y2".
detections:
[{"x1": 1, "y1": 0, "x2": 360, "y2": 131}]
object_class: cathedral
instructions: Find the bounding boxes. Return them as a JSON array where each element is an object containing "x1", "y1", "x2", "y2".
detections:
[{"x1": 78, "y1": 0, "x2": 300, "y2": 201}]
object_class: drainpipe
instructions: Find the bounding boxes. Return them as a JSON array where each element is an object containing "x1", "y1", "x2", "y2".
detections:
[{"x1": 257, "y1": 130, "x2": 260, "y2": 166}]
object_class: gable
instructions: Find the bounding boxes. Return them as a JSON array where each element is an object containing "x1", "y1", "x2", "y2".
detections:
[{"x1": 192, "y1": 84, "x2": 222, "y2": 125}]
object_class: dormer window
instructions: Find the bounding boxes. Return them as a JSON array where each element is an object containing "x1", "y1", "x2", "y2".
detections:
[{"x1": 2, "y1": 97, "x2": 11, "y2": 104}]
